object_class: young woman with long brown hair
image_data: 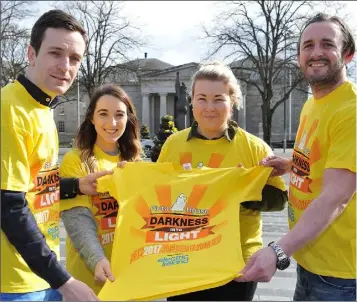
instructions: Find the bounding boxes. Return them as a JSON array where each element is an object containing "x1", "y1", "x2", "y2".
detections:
[{"x1": 59, "y1": 84, "x2": 142, "y2": 294}]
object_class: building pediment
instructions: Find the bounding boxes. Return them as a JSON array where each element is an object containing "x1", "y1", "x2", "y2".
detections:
[{"x1": 141, "y1": 62, "x2": 199, "y2": 80}]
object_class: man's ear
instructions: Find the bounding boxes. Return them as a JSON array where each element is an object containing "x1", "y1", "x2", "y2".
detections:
[
  {"x1": 27, "y1": 45, "x2": 37, "y2": 66},
  {"x1": 344, "y1": 50, "x2": 354, "y2": 65}
]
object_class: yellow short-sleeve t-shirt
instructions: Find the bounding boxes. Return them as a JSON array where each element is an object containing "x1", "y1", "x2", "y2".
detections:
[
  {"x1": 289, "y1": 81, "x2": 356, "y2": 278},
  {"x1": 1, "y1": 80, "x2": 60, "y2": 293},
  {"x1": 96, "y1": 162, "x2": 272, "y2": 301},
  {"x1": 59, "y1": 145, "x2": 120, "y2": 294},
  {"x1": 157, "y1": 127, "x2": 286, "y2": 262}
]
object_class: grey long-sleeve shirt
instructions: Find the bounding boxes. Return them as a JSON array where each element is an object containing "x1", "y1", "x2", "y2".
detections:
[{"x1": 61, "y1": 206, "x2": 106, "y2": 272}]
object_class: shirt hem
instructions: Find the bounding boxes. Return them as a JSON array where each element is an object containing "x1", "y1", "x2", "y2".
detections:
[
  {"x1": 295, "y1": 259, "x2": 356, "y2": 279},
  {"x1": 1, "y1": 283, "x2": 50, "y2": 294}
]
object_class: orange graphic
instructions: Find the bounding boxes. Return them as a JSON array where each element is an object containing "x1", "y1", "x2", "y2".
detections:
[
  {"x1": 135, "y1": 195, "x2": 151, "y2": 218},
  {"x1": 155, "y1": 185, "x2": 172, "y2": 208},
  {"x1": 93, "y1": 195, "x2": 119, "y2": 216},
  {"x1": 291, "y1": 175, "x2": 313, "y2": 193},
  {"x1": 180, "y1": 152, "x2": 193, "y2": 166},
  {"x1": 141, "y1": 214, "x2": 208, "y2": 230},
  {"x1": 309, "y1": 139, "x2": 322, "y2": 165},
  {"x1": 129, "y1": 181, "x2": 231, "y2": 253},
  {"x1": 33, "y1": 168, "x2": 60, "y2": 210},
  {"x1": 146, "y1": 226, "x2": 215, "y2": 243},
  {"x1": 130, "y1": 227, "x2": 146, "y2": 240},
  {"x1": 130, "y1": 234, "x2": 222, "y2": 263},
  {"x1": 100, "y1": 216, "x2": 117, "y2": 230},
  {"x1": 209, "y1": 198, "x2": 228, "y2": 219},
  {"x1": 92, "y1": 193, "x2": 119, "y2": 232},
  {"x1": 185, "y1": 184, "x2": 208, "y2": 210},
  {"x1": 295, "y1": 116, "x2": 307, "y2": 143},
  {"x1": 289, "y1": 191, "x2": 312, "y2": 210},
  {"x1": 207, "y1": 153, "x2": 224, "y2": 168},
  {"x1": 306, "y1": 119, "x2": 319, "y2": 146},
  {"x1": 210, "y1": 220, "x2": 228, "y2": 232}
]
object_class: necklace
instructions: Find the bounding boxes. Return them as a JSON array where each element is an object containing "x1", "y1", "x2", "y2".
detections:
[{"x1": 104, "y1": 149, "x2": 120, "y2": 156}]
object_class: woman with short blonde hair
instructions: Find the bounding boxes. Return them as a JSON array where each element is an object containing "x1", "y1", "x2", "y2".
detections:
[{"x1": 158, "y1": 61, "x2": 287, "y2": 301}]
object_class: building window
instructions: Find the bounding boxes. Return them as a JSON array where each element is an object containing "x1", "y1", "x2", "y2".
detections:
[{"x1": 58, "y1": 121, "x2": 65, "y2": 133}]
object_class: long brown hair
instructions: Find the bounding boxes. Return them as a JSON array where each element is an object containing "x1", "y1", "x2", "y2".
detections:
[{"x1": 75, "y1": 84, "x2": 142, "y2": 173}]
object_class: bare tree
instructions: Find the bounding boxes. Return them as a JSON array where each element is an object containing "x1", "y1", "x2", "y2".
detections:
[
  {"x1": 54, "y1": 1, "x2": 144, "y2": 98},
  {"x1": 1, "y1": 24, "x2": 29, "y2": 86},
  {"x1": 0, "y1": 1, "x2": 34, "y2": 86},
  {"x1": 202, "y1": 1, "x2": 317, "y2": 144},
  {"x1": 0, "y1": 1, "x2": 33, "y2": 40}
]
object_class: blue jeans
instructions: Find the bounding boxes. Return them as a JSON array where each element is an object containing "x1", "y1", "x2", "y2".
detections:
[
  {"x1": 294, "y1": 264, "x2": 356, "y2": 301},
  {"x1": 0, "y1": 288, "x2": 62, "y2": 301}
]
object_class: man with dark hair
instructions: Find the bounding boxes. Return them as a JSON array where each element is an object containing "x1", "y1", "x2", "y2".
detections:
[
  {"x1": 236, "y1": 13, "x2": 356, "y2": 301},
  {"x1": 1, "y1": 9, "x2": 111, "y2": 301}
]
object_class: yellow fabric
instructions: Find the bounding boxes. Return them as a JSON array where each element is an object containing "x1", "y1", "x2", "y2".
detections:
[
  {"x1": 289, "y1": 81, "x2": 356, "y2": 278},
  {"x1": 1, "y1": 80, "x2": 59, "y2": 293},
  {"x1": 59, "y1": 145, "x2": 120, "y2": 294},
  {"x1": 97, "y1": 162, "x2": 272, "y2": 301},
  {"x1": 157, "y1": 127, "x2": 286, "y2": 262}
]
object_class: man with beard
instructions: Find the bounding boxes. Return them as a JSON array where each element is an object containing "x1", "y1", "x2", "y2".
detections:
[{"x1": 235, "y1": 13, "x2": 356, "y2": 301}]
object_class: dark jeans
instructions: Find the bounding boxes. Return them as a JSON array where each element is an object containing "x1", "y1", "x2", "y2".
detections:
[
  {"x1": 294, "y1": 264, "x2": 356, "y2": 301},
  {"x1": 167, "y1": 280, "x2": 258, "y2": 301}
]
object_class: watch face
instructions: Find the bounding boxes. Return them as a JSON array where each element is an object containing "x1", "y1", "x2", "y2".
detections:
[{"x1": 277, "y1": 257, "x2": 291, "y2": 270}]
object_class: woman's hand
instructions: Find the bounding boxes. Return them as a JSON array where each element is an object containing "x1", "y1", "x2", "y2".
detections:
[{"x1": 94, "y1": 258, "x2": 115, "y2": 283}]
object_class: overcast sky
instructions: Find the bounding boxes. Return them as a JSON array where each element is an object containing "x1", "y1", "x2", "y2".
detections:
[{"x1": 29, "y1": 1, "x2": 357, "y2": 67}]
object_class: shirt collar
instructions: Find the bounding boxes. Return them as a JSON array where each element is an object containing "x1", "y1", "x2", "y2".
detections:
[
  {"x1": 186, "y1": 121, "x2": 237, "y2": 142},
  {"x1": 16, "y1": 74, "x2": 59, "y2": 108}
]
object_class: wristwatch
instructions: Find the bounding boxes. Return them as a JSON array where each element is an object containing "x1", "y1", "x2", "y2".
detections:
[{"x1": 268, "y1": 241, "x2": 291, "y2": 270}]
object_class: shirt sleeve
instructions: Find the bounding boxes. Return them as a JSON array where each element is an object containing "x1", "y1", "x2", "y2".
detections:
[
  {"x1": 59, "y1": 150, "x2": 92, "y2": 212},
  {"x1": 259, "y1": 141, "x2": 287, "y2": 191},
  {"x1": 239, "y1": 139, "x2": 286, "y2": 262},
  {"x1": 1, "y1": 190, "x2": 71, "y2": 288},
  {"x1": 1, "y1": 123, "x2": 31, "y2": 191},
  {"x1": 96, "y1": 173, "x2": 118, "y2": 201},
  {"x1": 325, "y1": 104, "x2": 356, "y2": 173},
  {"x1": 61, "y1": 207, "x2": 105, "y2": 272}
]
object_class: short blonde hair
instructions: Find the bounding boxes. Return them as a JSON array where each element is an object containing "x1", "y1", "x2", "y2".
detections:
[{"x1": 191, "y1": 61, "x2": 242, "y2": 109}]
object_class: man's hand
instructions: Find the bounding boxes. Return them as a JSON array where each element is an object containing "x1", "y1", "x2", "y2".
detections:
[
  {"x1": 117, "y1": 161, "x2": 127, "y2": 168},
  {"x1": 260, "y1": 156, "x2": 292, "y2": 176},
  {"x1": 235, "y1": 247, "x2": 277, "y2": 282},
  {"x1": 79, "y1": 170, "x2": 113, "y2": 196},
  {"x1": 58, "y1": 277, "x2": 99, "y2": 301},
  {"x1": 94, "y1": 258, "x2": 115, "y2": 283}
]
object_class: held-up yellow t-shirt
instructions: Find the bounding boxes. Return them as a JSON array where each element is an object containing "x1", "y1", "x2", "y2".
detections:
[
  {"x1": 289, "y1": 81, "x2": 356, "y2": 278},
  {"x1": 97, "y1": 162, "x2": 272, "y2": 301},
  {"x1": 1, "y1": 80, "x2": 60, "y2": 293},
  {"x1": 157, "y1": 127, "x2": 286, "y2": 262},
  {"x1": 60, "y1": 145, "x2": 120, "y2": 294}
]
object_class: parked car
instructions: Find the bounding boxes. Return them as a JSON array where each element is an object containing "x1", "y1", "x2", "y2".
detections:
[{"x1": 140, "y1": 139, "x2": 154, "y2": 158}]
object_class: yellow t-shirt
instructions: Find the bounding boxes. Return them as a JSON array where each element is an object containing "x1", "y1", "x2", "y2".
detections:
[
  {"x1": 157, "y1": 127, "x2": 286, "y2": 261},
  {"x1": 1, "y1": 80, "x2": 60, "y2": 293},
  {"x1": 59, "y1": 145, "x2": 120, "y2": 294},
  {"x1": 289, "y1": 81, "x2": 356, "y2": 278},
  {"x1": 97, "y1": 162, "x2": 272, "y2": 301}
]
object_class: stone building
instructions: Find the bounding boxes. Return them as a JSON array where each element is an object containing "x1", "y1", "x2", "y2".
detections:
[{"x1": 53, "y1": 54, "x2": 309, "y2": 144}]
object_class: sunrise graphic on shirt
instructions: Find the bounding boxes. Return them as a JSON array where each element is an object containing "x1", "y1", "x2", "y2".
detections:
[
  {"x1": 130, "y1": 183, "x2": 229, "y2": 245},
  {"x1": 291, "y1": 117, "x2": 323, "y2": 209},
  {"x1": 180, "y1": 152, "x2": 225, "y2": 168}
]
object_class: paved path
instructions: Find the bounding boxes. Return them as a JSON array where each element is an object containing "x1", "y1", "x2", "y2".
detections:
[{"x1": 59, "y1": 149, "x2": 296, "y2": 301}]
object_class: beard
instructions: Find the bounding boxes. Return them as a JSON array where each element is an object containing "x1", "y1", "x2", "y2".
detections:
[{"x1": 302, "y1": 58, "x2": 345, "y2": 87}]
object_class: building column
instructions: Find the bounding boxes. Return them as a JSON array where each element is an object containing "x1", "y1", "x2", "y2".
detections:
[
  {"x1": 242, "y1": 94, "x2": 246, "y2": 130},
  {"x1": 142, "y1": 93, "x2": 150, "y2": 127},
  {"x1": 159, "y1": 93, "x2": 167, "y2": 118}
]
